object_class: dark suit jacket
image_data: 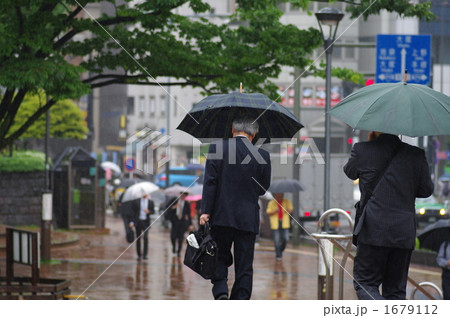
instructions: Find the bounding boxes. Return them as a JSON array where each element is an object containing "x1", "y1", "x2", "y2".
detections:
[
  {"x1": 130, "y1": 198, "x2": 155, "y2": 223},
  {"x1": 344, "y1": 134, "x2": 434, "y2": 249},
  {"x1": 201, "y1": 137, "x2": 271, "y2": 234},
  {"x1": 168, "y1": 198, "x2": 192, "y2": 229}
]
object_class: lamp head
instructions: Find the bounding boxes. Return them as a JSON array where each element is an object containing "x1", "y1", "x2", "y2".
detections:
[
  {"x1": 315, "y1": 7, "x2": 344, "y2": 26},
  {"x1": 315, "y1": 7, "x2": 344, "y2": 41}
]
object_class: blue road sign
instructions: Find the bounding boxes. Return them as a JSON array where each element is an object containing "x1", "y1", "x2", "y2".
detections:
[
  {"x1": 124, "y1": 157, "x2": 136, "y2": 172},
  {"x1": 376, "y1": 34, "x2": 431, "y2": 85}
]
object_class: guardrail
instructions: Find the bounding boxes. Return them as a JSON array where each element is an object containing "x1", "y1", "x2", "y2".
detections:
[
  {"x1": 311, "y1": 209, "x2": 443, "y2": 300},
  {"x1": 311, "y1": 208, "x2": 353, "y2": 300}
]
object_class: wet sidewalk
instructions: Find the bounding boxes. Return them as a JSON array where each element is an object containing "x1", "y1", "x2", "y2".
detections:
[{"x1": 1, "y1": 215, "x2": 443, "y2": 300}]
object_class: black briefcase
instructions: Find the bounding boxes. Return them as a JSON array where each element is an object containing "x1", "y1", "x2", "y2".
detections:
[{"x1": 183, "y1": 223, "x2": 218, "y2": 279}]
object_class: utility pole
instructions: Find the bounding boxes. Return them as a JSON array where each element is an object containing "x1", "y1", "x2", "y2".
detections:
[
  {"x1": 165, "y1": 78, "x2": 171, "y2": 188},
  {"x1": 292, "y1": 68, "x2": 302, "y2": 246}
]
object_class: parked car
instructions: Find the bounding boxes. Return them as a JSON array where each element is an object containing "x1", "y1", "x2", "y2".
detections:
[
  {"x1": 415, "y1": 195, "x2": 449, "y2": 223},
  {"x1": 154, "y1": 167, "x2": 202, "y2": 188}
]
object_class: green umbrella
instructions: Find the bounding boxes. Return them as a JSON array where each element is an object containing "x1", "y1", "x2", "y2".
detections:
[{"x1": 328, "y1": 82, "x2": 450, "y2": 137}]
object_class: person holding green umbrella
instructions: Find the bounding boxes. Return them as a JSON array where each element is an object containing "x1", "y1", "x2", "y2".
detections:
[
  {"x1": 331, "y1": 77, "x2": 448, "y2": 299},
  {"x1": 344, "y1": 130, "x2": 434, "y2": 300}
]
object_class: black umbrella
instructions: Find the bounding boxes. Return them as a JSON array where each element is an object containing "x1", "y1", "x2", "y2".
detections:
[
  {"x1": 417, "y1": 219, "x2": 450, "y2": 252},
  {"x1": 268, "y1": 179, "x2": 305, "y2": 193},
  {"x1": 176, "y1": 92, "x2": 303, "y2": 143}
]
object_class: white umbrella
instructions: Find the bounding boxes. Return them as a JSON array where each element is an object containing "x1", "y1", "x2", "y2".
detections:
[
  {"x1": 121, "y1": 181, "x2": 159, "y2": 202},
  {"x1": 101, "y1": 161, "x2": 121, "y2": 174},
  {"x1": 163, "y1": 185, "x2": 190, "y2": 197}
]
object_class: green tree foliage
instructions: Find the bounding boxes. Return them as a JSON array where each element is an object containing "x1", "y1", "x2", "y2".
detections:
[
  {"x1": 0, "y1": 0, "x2": 435, "y2": 150},
  {"x1": 8, "y1": 92, "x2": 88, "y2": 140}
]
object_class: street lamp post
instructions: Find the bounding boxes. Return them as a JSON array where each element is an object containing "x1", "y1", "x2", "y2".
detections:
[
  {"x1": 315, "y1": 6, "x2": 343, "y2": 301},
  {"x1": 315, "y1": 7, "x2": 344, "y2": 213},
  {"x1": 42, "y1": 94, "x2": 52, "y2": 261}
]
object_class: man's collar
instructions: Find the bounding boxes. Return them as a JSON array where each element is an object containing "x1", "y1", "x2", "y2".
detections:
[
  {"x1": 378, "y1": 133, "x2": 400, "y2": 140},
  {"x1": 235, "y1": 134, "x2": 249, "y2": 140}
]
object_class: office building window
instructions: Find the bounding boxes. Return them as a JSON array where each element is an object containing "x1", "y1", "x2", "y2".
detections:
[
  {"x1": 160, "y1": 95, "x2": 166, "y2": 116},
  {"x1": 333, "y1": 46, "x2": 342, "y2": 59},
  {"x1": 318, "y1": 2, "x2": 329, "y2": 10},
  {"x1": 173, "y1": 96, "x2": 178, "y2": 117},
  {"x1": 139, "y1": 96, "x2": 145, "y2": 116},
  {"x1": 127, "y1": 97, "x2": 135, "y2": 115},
  {"x1": 149, "y1": 96, "x2": 156, "y2": 117},
  {"x1": 301, "y1": 87, "x2": 314, "y2": 107},
  {"x1": 345, "y1": 46, "x2": 355, "y2": 59}
]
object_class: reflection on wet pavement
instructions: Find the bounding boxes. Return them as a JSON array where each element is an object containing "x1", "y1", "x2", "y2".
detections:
[{"x1": 1, "y1": 216, "x2": 442, "y2": 300}]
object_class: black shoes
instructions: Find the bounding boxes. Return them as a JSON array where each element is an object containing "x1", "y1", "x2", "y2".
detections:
[{"x1": 215, "y1": 294, "x2": 228, "y2": 300}]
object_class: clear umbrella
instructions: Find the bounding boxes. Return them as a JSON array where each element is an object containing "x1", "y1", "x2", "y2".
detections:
[
  {"x1": 163, "y1": 185, "x2": 190, "y2": 197},
  {"x1": 101, "y1": 161, "x2": 122, "y2": 174},
  {"x1": 121, "y1": 181, "x2": 159, "y2": 203}
]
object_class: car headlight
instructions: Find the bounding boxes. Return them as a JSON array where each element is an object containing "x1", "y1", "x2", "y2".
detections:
[
  {"x1": 419, "y1": 208, "x2": 426, "y2": 215},
  {"x1": 440, "y1": 209, "x2": 447, "y2": 216}
]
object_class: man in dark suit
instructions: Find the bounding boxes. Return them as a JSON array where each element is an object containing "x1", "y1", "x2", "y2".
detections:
[
  {"x1": 129, "y1": 193, "x2": 155, "y2": 261},
  {"x1": 168, "y1": 192, "x2": 192, "y2": 256},
  {"x1": 200, "y1": 116, "x2": 271, "y2": 300},
  {"x1": 344, "y1": 132, "x2": 434, "y2": 299}
]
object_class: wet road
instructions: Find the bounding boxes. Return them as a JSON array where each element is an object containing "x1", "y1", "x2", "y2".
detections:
[{"x1": 2, "y1": 216, "x2": 442, "y2": 300}]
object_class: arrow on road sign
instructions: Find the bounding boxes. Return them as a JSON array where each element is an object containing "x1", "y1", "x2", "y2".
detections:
[{"x1": 401, "y1": 48, "x2": 406, "y2": 78}]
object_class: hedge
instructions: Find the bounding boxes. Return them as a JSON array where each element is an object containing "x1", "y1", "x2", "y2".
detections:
[{"x1": 0, "y1": 150, "x2": 47, "y2": 172}]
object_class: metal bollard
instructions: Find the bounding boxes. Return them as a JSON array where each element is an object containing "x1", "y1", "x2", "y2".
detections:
[
  {"x1": 311, "y1": 208, "x2": 354, "y2": 300},
  {"x1": 41, "y1": 191, "x2": 53, "y2": 261}
]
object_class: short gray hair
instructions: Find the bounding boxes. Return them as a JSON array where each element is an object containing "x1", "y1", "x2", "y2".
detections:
[{"x1": 232, "y1": 116, "x2": 259, "y2": 135}]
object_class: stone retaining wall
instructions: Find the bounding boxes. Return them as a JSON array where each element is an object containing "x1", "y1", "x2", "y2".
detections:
[{"x1": 0, "y1": 171, "x2": 45, "y2": 226}]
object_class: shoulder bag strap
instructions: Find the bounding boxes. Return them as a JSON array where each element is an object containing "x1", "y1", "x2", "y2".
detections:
[{"x1": 360, "y1": 142, "x2": 404, "y2": 209}]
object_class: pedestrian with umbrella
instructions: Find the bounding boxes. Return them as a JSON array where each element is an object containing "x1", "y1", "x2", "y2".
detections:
[
  {"x1": 129, "y1": 191, "x2": 155, "y2": 261},
  {"x1": 120, "y1": 182, "x2": 159, "y2": 258},
  {"x1": 418, "y1": 219, "x2": 450, "y2": 300},
  {"x1": 167, "y1": 191, "x2": 193, "y2": 257},
  {"x1": 178, "y1": 90, "x2": 301, "y2": 299},
  {"x1": 177, "y1": 91, "x2": 303, "y2": 143},
  {"x1": 266, "y1": 193, "x2": 293, "y2": 261},
  {"x1": 266, "y1": 179, "x2": 304, "y2": 261},
  {"x1": 198, "y1": 116, "x2": 271, "y2": 300},
  {"x1": 334, "y1": 75, "x2": 438, "y2": 300}
]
